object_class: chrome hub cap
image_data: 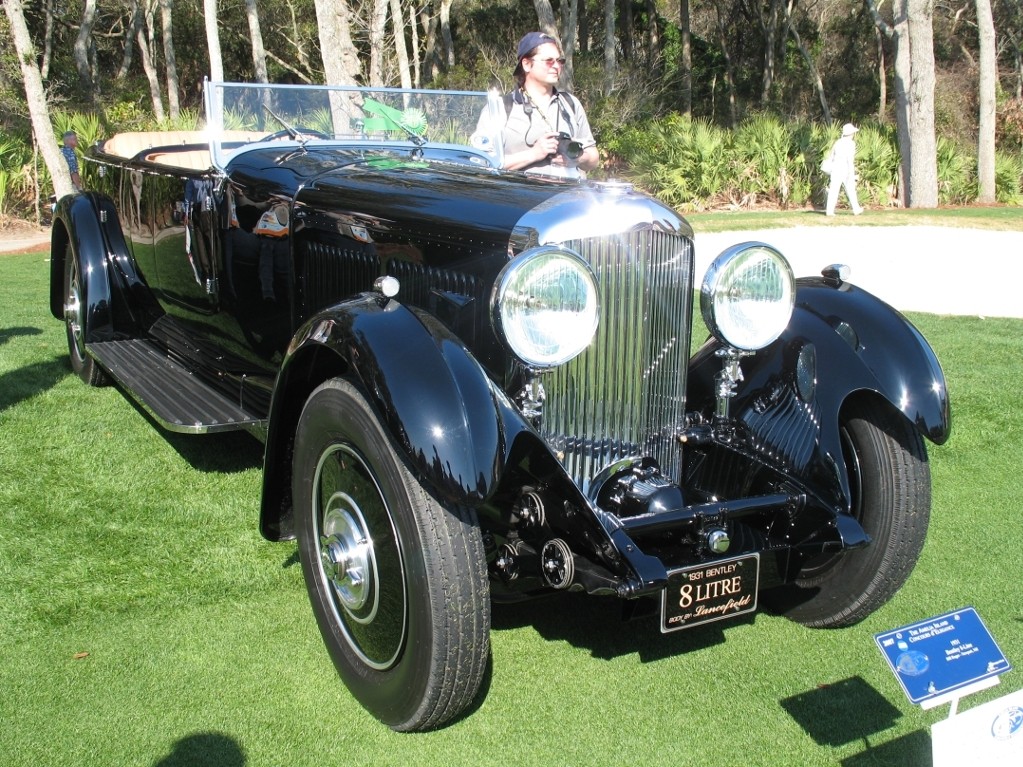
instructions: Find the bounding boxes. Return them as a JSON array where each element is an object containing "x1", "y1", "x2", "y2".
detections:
[
  {"x1": 65, "y1": 267, "x2": 84, "y2": 356},
  {"x1": 313, "y1": 443, "x2": 407, "y2": 670},
  {"x1": 320, "y1": 503, "x2": 374, "y2": 618}
]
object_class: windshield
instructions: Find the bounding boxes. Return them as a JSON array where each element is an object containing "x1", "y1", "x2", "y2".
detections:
[{"x1": 204, "y1": 81, "x2": 505, "y2": 169}]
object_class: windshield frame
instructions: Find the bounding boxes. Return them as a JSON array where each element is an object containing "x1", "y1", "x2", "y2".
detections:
[{"x1": 202, "y1": 80, "x2": 506, "y2": 171}]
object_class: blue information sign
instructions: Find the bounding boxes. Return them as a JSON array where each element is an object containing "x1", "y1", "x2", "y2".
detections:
[{"x1": 875, "y1": 607, "x2": 1012, "y2": 705}]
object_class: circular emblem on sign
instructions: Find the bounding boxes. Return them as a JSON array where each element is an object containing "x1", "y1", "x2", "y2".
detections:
[
  {"x1": 991, "y1": 706, "x2": 1023, "y2": 741},
  {"x1": 895, "y1": 650, "x2": 930, "y2": 676}
]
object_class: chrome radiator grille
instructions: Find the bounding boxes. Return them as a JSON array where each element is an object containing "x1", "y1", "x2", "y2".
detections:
[{"x1": 539, "y1": 230, "x2": 695, "y2": 494}]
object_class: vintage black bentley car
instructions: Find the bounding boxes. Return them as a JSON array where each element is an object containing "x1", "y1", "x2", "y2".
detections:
[{"x1": 51, "y1": 82, "x2": 950, "y2": 731}]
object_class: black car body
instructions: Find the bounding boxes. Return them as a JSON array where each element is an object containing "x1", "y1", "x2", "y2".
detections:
[{"x1": 50, "y1": 82, "x2": 950, "y2": 731}]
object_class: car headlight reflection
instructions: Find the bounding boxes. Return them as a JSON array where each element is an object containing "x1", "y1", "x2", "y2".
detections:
[
  {"x1": 701, "y1": 242, "x2": 795, "y2": 351},
  {"x1": 493, "y1": 247, "x2": 599, "y2": 368}
]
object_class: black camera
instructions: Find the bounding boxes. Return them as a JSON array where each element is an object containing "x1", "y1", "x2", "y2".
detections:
[{"x1": 557, "y1": 132, "x2": 584, "y2": 160}]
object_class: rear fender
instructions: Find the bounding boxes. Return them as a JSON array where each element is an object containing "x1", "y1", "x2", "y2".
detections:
[
  {"x1": 688, "y1": 277, "x2": 950, "y2": 512},
  {"x1": 49, "y1": 194, "x2": 114, "y2": 342}
]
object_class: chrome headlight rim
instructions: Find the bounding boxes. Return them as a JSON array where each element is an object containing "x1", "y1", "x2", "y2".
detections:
[
  {"x1": 700, "y1": 242, "x2": 796, "y2": 351},
  {"x1": 491, "y1": 246, "x2": 600, "y2": 369}
]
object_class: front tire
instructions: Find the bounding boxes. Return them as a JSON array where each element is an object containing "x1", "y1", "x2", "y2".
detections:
[
  {"x1": 293, "y1": 378, "x2": 490, "y2": 731},
  {"x1": 63, "y1": 243, "x2": 107, "y2": 386},
  {"x1": 781, "y1": 397, "x2": 931, "y2": 628}
]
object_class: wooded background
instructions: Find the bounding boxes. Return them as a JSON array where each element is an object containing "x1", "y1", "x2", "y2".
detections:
[{"x1": 2, "y1": 0, "x2": 1022, "y2": 212}]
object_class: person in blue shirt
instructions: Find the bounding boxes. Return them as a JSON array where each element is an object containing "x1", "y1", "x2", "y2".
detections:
[{"x1": 61, "y1": 131, "x2": 83, "y2": 192}]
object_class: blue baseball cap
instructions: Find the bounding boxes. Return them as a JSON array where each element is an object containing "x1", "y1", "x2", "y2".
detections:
[{"x1": 515, "y1": 32, "x2": 559, "y2": 74}]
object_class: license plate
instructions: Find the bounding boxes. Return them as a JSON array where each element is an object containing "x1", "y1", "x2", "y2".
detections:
[{"x1": 660, "y1": 553, "x2": 760, "y2": 632}]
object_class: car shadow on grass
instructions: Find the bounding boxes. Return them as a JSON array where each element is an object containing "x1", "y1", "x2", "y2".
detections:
[
  {"x1": 160, "y1": 428, "x2": 265, "y2": 473},
  {"x1": 491, "y1": 590, "x2": 754, "y2": 663},
  {"x1": 153, "y1": 732, "x2": 246, "y2": 767},
  {"x1": 0, "y1": 354, "x2": 67, "y2": 413},
  {"x1": 0, "y1": 325, "x2": 43, "y2": 347}
]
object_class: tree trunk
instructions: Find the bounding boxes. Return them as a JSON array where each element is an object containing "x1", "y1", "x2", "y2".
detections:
[
  {"x1": 409, "y1": 0, "x2": 422, "y2": 87},
  {"x1": 646, "y1": 0, "x2": 659, "y2": 75},
  {"x1": 283, "y1": 0, "x2": 315, "y2": 78},
  {"x1": 159, "y1": 0, "x2": 180, "y2": 121},
  {"x1": 902, "y1": 0, "x2": 938, "y2": 208},
  {"x1": 784, "y1": 0, "x2": 830, "y2": 122},
  {"x1": 874, "y1": 25, "x2": 886, "y2": 119},
  {"x1": 1012, "y1": 32, "x2": 1022, "y2": 99},
  {"x1": 3, "y1": 0, "x2": 74, "y2": 199},
  {"x1": 440, "y1": 0, "x2": 454, "y2": 67},
  {"x1": 41, "y1": 0, "x2": 54, "y2": 80},
  {"x1": 620, "y1": 0, "x2": 633, "y2": 61},
  {"x1": 533, "y1": 0, "x2": 558, "y2": 36},
  {"x1": 579, "y1": 4, "x2": 590, "y2": 55},
  {"x1": 369, "y1": 0, "x2": 388, "y2": 86},
  {"x1": 244, "y1": 0, "x2": 270, "y2": 84},
  {"x1": 313, "y1": 0, "x2": 361, "y2": 86},
  {"x1": 391, "y1": 0, "x2": 413, "y2": 89},
  {"x1": 603, "y1": 0, "x2": 616, "y2": 95},
  {"x1": 714, "y1": 0, "x2": 738, "y2": 127},
  {"x1": 117, "y1": 2, "x2": 143, "y2": 82},
  {"x1": 680, "y1": 0, "x2": 692, "y2": 114},
  {"x1": 423, "y1": 1, "x2": 441, "y2": 82},
  {"x1": 205, "y1": 0, "x2": 225, "y2": 82},
  {"x1": 868, "y1": 0, "x2": 938, "y2": 208},
  {"x1": 755, "y1": 0, "x2": 783, "y2": 106},
  {"x1": 562, "y1": 0, "x2": 579, "y2": 90},
  {"x1": 74, "y1": 0, "x2": 99, "y2": 99},
  {"x1": 976, "y1": 0, "x2": 996, "y2": 202},
  {"x1": 138, "y1": 3, "x2": 166, "y2": 121}
]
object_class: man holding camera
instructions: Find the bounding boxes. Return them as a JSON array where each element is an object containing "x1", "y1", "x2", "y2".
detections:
[{"x1": 497, "y1": 32, "x2": 599, "y2": 178}]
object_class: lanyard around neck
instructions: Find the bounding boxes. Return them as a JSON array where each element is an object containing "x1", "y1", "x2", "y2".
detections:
[{"x1": 524, "y1": 90, "x2": 559, "y2": 133}]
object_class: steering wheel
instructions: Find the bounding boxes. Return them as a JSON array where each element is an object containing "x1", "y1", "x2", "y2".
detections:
[{"x1": 259, "y1": 127, "x2": 330, "y2": 142}]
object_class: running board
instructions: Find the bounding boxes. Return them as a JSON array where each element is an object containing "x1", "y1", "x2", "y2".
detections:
[{"x1": 88, "y1": 340, "x2": 267, "y2": 435}]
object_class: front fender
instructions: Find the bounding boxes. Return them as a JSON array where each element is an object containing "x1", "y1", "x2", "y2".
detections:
[
  {"x1": 688, "y1": 277, "x2": 951, "y2": 511},
  {"x1": 260, "y1": 293, "x2": 529, "y2": 539}
]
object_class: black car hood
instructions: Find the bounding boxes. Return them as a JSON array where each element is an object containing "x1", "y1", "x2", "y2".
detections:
[{"x1": 227, "y1": 146, "x2": 690, "y2": 262}]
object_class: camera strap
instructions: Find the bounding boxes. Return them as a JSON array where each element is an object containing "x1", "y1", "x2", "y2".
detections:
[{"x1": 504, "y1": 89, "x2": 577, "y2": 130}]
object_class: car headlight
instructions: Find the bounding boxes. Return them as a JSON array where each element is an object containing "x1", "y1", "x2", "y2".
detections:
[
  {"x1": 701, "y1": 242, "x2": 795, "y2": 351},
  {"x1": 492, "y1": 246, "x2": 599, "y2": 368}
]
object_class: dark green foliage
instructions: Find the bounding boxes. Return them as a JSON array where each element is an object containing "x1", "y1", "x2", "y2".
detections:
[{"x1": 609, "y1": 113, "x2": 1023, "y2": 210}]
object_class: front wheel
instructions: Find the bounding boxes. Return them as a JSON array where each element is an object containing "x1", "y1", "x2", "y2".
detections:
[
  {"x1": 779, "y1": 397, "x2": 931, "y2": 628},
  {"x1": 293, "y1": 378, "x2": 490, "y2": 731}
]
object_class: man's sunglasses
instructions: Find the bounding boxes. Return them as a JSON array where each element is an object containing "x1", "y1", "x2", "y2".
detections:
[{"x1": 532, "y1": 56, "x2": 567, "y2": 67}]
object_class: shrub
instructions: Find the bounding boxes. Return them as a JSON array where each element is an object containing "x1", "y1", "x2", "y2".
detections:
[
  {"x1": 621, "y1": 113, "x2": 734, "y2": 210},
  {"x1": 936, "y1": 136, "x2": 975, "y2": 205},
  {"x1": 994, "y1": 150, "x2": 1023, "y2": 205},
  {"x1": 731, "y1": 114, "x2": 798, "y2": 205},
  {"x1": 853, "y1": 123, "x2": 900, "y2": 206}
]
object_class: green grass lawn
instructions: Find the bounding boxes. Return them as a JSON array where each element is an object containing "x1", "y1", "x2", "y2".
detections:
[{"x1": 1, "y1": 244, "x2": 1021, "y2": 766}]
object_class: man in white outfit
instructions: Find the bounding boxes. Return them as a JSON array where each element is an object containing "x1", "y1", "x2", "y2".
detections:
[{"x1": 824, "y1": 123, "x2": 863, "y2": 216}]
